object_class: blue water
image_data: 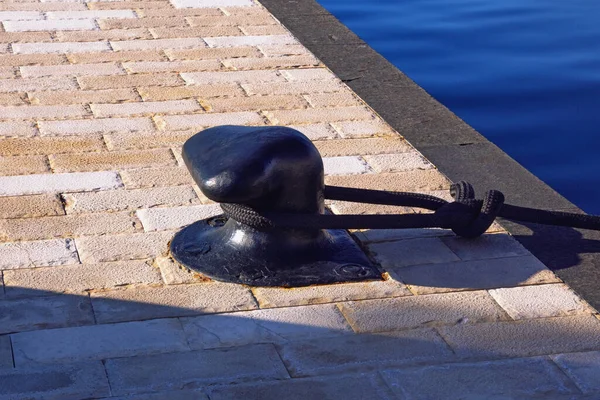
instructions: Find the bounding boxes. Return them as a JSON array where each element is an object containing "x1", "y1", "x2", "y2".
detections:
[{"x1": 317, "y1": 0, "x2": 600, "y2": 214}]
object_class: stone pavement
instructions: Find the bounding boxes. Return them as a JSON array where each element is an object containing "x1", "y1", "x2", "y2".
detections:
[{"x1": 0, "y1": 0, "x2": 599, "y2": 399}]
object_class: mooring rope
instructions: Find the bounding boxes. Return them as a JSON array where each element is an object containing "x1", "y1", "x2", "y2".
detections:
[{"x1": 220, "y1": 181, "x2": 600, "y2": 238}]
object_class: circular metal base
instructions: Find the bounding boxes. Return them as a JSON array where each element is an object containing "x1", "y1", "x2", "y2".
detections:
[{"x1": 170, "y1": 215, "x2": 381, "y2": 287}]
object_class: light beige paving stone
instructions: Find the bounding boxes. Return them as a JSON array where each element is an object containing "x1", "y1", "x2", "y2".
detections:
[
  {"x1": 63, "y1": 186, "x2": 198, "y2": 213},
  {"x1": 0, "y1": 93, "x2": 25, "y2": 106},
  {"x1": 356, "y1": 228, "x2": 453, "y2": 243},
  {"x1": 47, "y1": 10, "x2": 137, "y2": 19},
  {"x1": 13, "y1": 41, "x2": 111, "y2": 54},
  {"x1": 389, "y1": 255, "x2": 561, "y2": 295},
  {"x1": 20, "y1": 63, "x2": 124, "y2": 78},
  {"x1": 123, "y1": 60, "x2": 221, "y2": 73},
  {"x1": 552, "y1": 351, "x2": 600, "y2": 394},
  {"x1": 258, "y1": 44, "x2": 310, "y2": 57},
  {"x1": 137, "y1": 204, "x2": 221, "y2": 231},
  {"x1": 0, "y1": 104, "x2": 88, "y2": 119},
  {"x1": 0, "y1": 32, "x2": 53, "y2": 44},
  {"x1": 76, "y1": 231, "x2": 174, "y2": 263},
  {"x1": 279, "y1": 328, "x2": 453, "y2": 377},
  {"x1": 242, "y1": 80, "x2": 344, "y2": 96},
  {"x1": 50, "y1": 148, "x2": 176, "y2": 172},
  {"x1": 165, "y1": 46, "x2": 261, "y2": 60},
  {"x1": 105, "y1": 130, "x2": 198, "y2": 150},
  {"x1": 0, "y1": 155, "x2": 49, "y2": 176},
  {"x1": 0, "y1": 3, "x2": 88, "y2": 11},
  {"x1": 39, "y1": 117, "x2": 155, "y2": 136},
  {"x1": 329, "y1": 201, "x2": 413, "y2": 216},
  {"x1": 88, "y1": 1, "x2": 173, "y2": 11},
  {"x1": 305, "y1": 91, "x2": 359, "y2": 108},
  {"x1": 240, "y1": 24, "x2": 289, "y2": 36},
  {"x1": 12, "y1": 318, "x2": 189, "y2": 366},
  {"x1": 0, "y1": 136, "x2": 105, "y2": 156},
  {"x1": 4, "y1": 19, "x2": 98, "y2": 33},
  {"x1": 325, "y1": 170, "x2": 450, "y2": 194},
  {"x1": 315, "y1": 137, "x2": 412, "y2": 157},
  {"x1": 181, "y1": 70, "x2": 285, "y2": 85},
  {"x1": 0, "y1": 362, "x2": 110, "y2": 400},
  {"x1": 0, "y1": 53, "x2": 67, "y2": 67},
  {"x1": 0, "y1": 194, "x2": 64, "y2": 219},
  {"x1": 121, "y1": 166, "x2": 194, "y2": 188},
  {"x1": 441, "y1": 233, "x2": 530, "y2": 261},
  {"x1": 105, "y1": 344, "x2": 288, "y2": 396},
  {"x1": 29, "y1": 88, "x2": 139, "y2": 105},
  {"x1": 187, "y1": 14, "x2": 278, "y2": 28},
  {"x1": 0, "y1": 335, "x2": 12, "y2": 369},
  {"x1": 181, "y1": 304, "x2": 352, "y2": 350},
  {"x1": 253, "y1": 279, "x2": 411, "y2": 308},
  {"x1": 339, "y1": 291, "x2": 508, "y2": 333},
  {"x1": 91, "y1": 282, "x2": 258, "y2": 323},
  {"x1": 205, "y1": 94, "x2": 308, "y2": 112},
  {"x1": 155, "y1": 256, "x2": 207, "y2": 285},
  {"x1": 206, "y1": 34, "x2": 296, "y2": 48},
  {"x1": 380, "y1": 357, "x2": 579, "y2": 400},
  {"x1": 69, "y1": 50, "x2": 166, "y2": 63},
  {"x1": 150, "y1": 26, "x2": 243, "y2": 38},
  {"x1": 78, "y1": 73, "x2": 183, "y2": 90},
  {"x1": 0, "y1": 171, "x2": 122, "y2": 196},
  {"x1": 4, "y1": 261, "x2": 162, "y2": 296},
  {"x1": 369, "y1": 238, "x2": 460, "y2": 269},
  {"x1": 288, "y1": 123, "x2": 338, "y2": 140},
  {"x1": 0, "y1": 121, "x2": 36, "y2": 137},
  {"x1": 207, "y1": 373, "x2": 396, "y2": 400},
  {"x1": 0, "y1": 11, "x2": 42, "y2": 21},
  {"x1": 173, "y1": 0, "x2": 255, "y2": 7},
  {"x1": 488, "y1": 283, "x2": 592, "y2": 320},
  {"x1": 0, "y1": 76, "x2": 77, "y2": 93},
  {"x1": 156, "y1": 111, "x2": 263, "y2": 130},
  {"x1": 281, "y1": 68, "x2": 336, "y2": 81},
  {"x1": 0, "y1": 212, "x2": 139, "y2": 241},
  {"x1": 322, "y1": 156, "x2": 369, "y2": 176},
  {"x1": 138, "y1": 84, "x2": 244, "y2": 101},
  {"x1": 0, "y1": 66, "x2": 15, "y2": 79},
  {"x1": 0, "y1": 294, "x2": 94, "y2": 334},
  {"x1": 137, "y1": 7, "x2": 222, "y2": 17},
  {"x1": 112, "y1": 38, "x2": 206, "y2": 51},
  {"x1": 0, "y1": 239, "x2": 79, "y2": 270},
  {"x1": 91, "y1": 99, "x2": 201, "y2": 117},
  {"x1": 265, "y1": 107, "x2": 375, "y2": 125},
  {"x1": 364, "y1": 152, "x2": 433, "y2": 173},
  {"x1": 223, "y1": 55, "x2": 319, "y2": 70},
  {"x1": 439, "y1": 315, "x2": 600, "y2": 358},
  {"x1": 98, "y1": 16, "x2": 188, "y2": 30},
  {"x1": 57, "y1": 28, "x2": 154, "y2": 42}
]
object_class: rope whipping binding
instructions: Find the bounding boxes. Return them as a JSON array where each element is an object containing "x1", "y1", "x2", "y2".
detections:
[{"x1": 221, "y1": 181, "x2": 600, "y2": 238}]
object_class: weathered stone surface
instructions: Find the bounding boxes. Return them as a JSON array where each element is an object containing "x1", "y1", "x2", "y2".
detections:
[
  {"x1": 441, "y1": 233, "x2": 530, "y2": 261},
  {"x1": 0, "y1": 239, "x2": 79, "y2": 270},
  {"x1": 181, "y1": 304, "x2": 352, "y2": 350},
  {"x1": 0, "y1": 294, "x2": 94, "y2": 335},
  {"x1": 136, "y1": 204, "x2": 221, "y2": 231},
  {"x1": 0, "y1": 194, "x2": 63, "y2": 219},
  {"x1": 0, "y1": 171, "x2": 122, "y2": 196},
  {"x1": 0, "y1": 335, "x2": 12, "y2": 369},
  {"x1": 368, "y1": 238, "x2": 460, "y2": 269},
  {"x1": 105, "y1": 344, "x2": 289, "y2": 396},
  {"x1": 552, "y1": 351, "x2": 600, "y2": 394},
  {"x1": 278, "y1": 328, "x2": 453, "y2": 376},
  {"x1": 322, "y1": 156, "x2": 368, "y2": 175},
  {"x1": 76, "y1": 232, "x2": 173, "y2": 263},
  {"x1": 12, "y1": 319, "x2": 189, "y2": 366},
  {"x1": 380, "y1": 357, "x2": 579, "y2": 399},
  {"x1": 110, "y1": 389, "x2": 209, "y2": 400},
  {"x1": 0, "y1": 362, "x2": 110, "y2": 400}
]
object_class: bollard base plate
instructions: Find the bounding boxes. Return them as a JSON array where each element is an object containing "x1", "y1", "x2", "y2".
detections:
[{"x1": 170, "y1": 215, "x2": 381, "y2": 287}]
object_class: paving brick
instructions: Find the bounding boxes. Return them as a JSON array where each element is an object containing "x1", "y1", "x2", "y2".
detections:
[
  {"x1": 207, "y1": 374, "x2": 396, "y2": 400},
  {"x1": 4, "y1": 19, "x2": 97, "y2": 33},
  {"x1": 88, "y1": 1, "x2": 172, "y2": 11},
  {"x1": 315, "y1": 138, "x2": 412, "y2": 157},
  {"x1": 0, "y1": 362, "x2": 110, "y2": 400},
  {"x1": 181, "y1": 304, "x2": 352, "y2": 350},
  {"x1": 111, "y1": 37, "x2": 206, "y2": 52},
  {"x1": 364, "y1": 152, "x2": 433, "y2": 173},
  {"x1": 279, "y1": 328, "x2": 453, "y2": 376},
  {"x1": 20, "y1": 63, "x2": 123, "y2": 78},
  {"x1": 110, "y1": 389, "x2": 208, "y2": 400},
  {"x1": 47, "y1": 10, "x2": 137, "y2": 19},
  {"x1": 252, "y1": 279, "x2": 410, "y2": 308},
  {"x1": 339, "y1": 291, "x2": 508, "y2": 333},
  {"x1": 0, "y1": 211, "x2": 139, "y2": 241},
  {"x1": 0, "y1": 3, "x2": 88, "y2": 11},
  {"x1": 0, "y1": 11, "x2": 42, "y2": 21},
  {"x1": 441, "y1": 233, "x2": 530, "y2": 261},
  {"x1": 329, "y1": 200, "x2": 413, "y2": 216},
  {"x1": 0, "y1": 31, "x2": 53, "y2": 44},
  {"x1": 181, "y1": 70, "x2": 284, "y2": 85},
  {"x1": 105, "y1": 344, "x2": 288, "y2": 396},
  {"x1": 0, "y1": 134, "x2": 105, "y2": 156},
  {"x1": 0, "y1": 93, "x2": 25, "y2": 106},
  {"x1": 63, "y1": 186, "x2": 198, "y2": 214},
  {"x1": 105, "y1": 130, "x2": 197, "y2": 150},
  {"x1": 0, "y1": 155, "x2": 49, "y2": 176},
  {"x1": 155, "y1": 111, "x2": 263, "y2": 130},
  {"x1": 57, "y1": 28, "x2": 153, "y2": 42},
  {"x1": 0, "y1": 53, "x2": 67, "y2": 67},
  {"x1": 223, "y1": 55, "x2": 319, "y2": 70},
  {"x1": 265, "y1": 107, "x2": 375, "y2": 125},
  {"x1": 240, "y1": 24, "x2": 289, "y2": 36},
  {"x1": 281, "y1": 68, "x2": 337, "y2": 81},
  {"x1": 0, "y1": 66, "x2": 15, "y2": 79},
  {"x1": 0, "y1": 335, "x2": 12, "y2": 369},
  {"x1": 330, "y1": 120, "x2": 395, "y2": 138},
  {"x1": 123, "y1": 60, "x2": 221, "y2": 73},
  {"x1": 205, "y1": 34, "x2": 296, "y2": 48},
  {"x1": 0, "y1": 76, "x2": 76, "y2": 93},
  {"x1": 165, "y1": 46, "x2": 261, "y2": 60},
  {"x1": 187, "y1": 14, "x2": 277, "y2": 27},
  {"x1": 76, "y1": 231, "x2": 173, "y2": 263},
  {"x1": 439, "y1": 315, "x2": 600, "y2": 358},
  {"x1": 258, "y1": 44, "x2": 310, "y2": 57},
  {"x1": 304, "y1": 91, "x2": 358, "y2": 108},
  {"x1": 12, "y1": 318, "x2": 189, "y2": 366},
  {"x1": 241, "y1": 80, "x2": 345, "y2": 96},
  {"x1": 356, "y1": 227, "x2": 452, "y2": 243},
  {"x1": 91, "y1": 282, "x2": 258, "y2": 323},
  {"x1": 488, "y1": 284, "x2": 592, "y2": 320},
  {"x1": 137, "y1": 7, "x2": 222, "y2": 17},
  {"x1": 39, "y1": 117, "x2": 154, "y2": 136},
  {"x1": 288, "y1": 123, "x2": 337, "y2": 140},
  {"x1": 121, "y1": 166, "x2": 194, "y2": 188},
  {"x1": 389, "y1": 255, "x2": 560, "y2": 295},
  {"x1": 0, "y1": 194, "x2": 63, "y2": 219},
  {"x1": 173, "y1": 0, "x2": 255, "y2": 7},
  {"x1": 150, "y1": 26, "x2": 242, "y2": 38},
  {"x1": 0, "y1": 239, "x2": 78, "y2": 270},
  {"x1": 368, "y1": 238, "x2": 460, "y2": 269},
  {"x1": 98, "y1": 16, "x2": 188, "y2": 30},
  {"x1": 325, "y1": 170, "x2": 450, "y2": 193},
  {"x1": 137, "y1": 204, "x2": 221, "y2": 231},
  {"x1": 322, "y1": 156, "x2": 369, "y2": 176},
  {"x1": 91, "y1": 99, "x2": 200, "y2": 118},
  {"x1": 138, "y1": 84, "x2": 243, "y2": 101},
  {"x1": 4, "y1": 260, "x2": 162, "y2": 297},
  {"x1": 50, "y1": 148, "x2": 175, "y2": 172},
  {"x1": 0, "y1": 171, "x2": 122, "y2": 196},
  {"x1": 553, "y1": 351, "x2": 600, "y2": 394},
  {"x1": 205, "y1": 94, "x2": 308, "y2": 112},
  {"x1": 380, "y1": 357, "x2": 579, "y2": 400},
  {"x1": 30, "y1": 88, "x2": 139, "y2": 105},
  {"x1": 0, "y1": 104, "x2": 87, "y2": 119},
  {"x1": 78, "y1": 73, "x2": 183, "y2": 89},
  {"x1": 155, "y1": 256, "x2": 207, "y2": 285},
  {"x1": 68, "y1": 50, "x2": 166, "y2": 63}
]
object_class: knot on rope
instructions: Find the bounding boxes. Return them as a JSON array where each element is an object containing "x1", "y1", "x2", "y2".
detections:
[
  {"x1": 434, "y1": 181, "x2": 505, "y2": 238},
  {"x1": 220, "y1": 203, "x2": 274, "y2": 229}
]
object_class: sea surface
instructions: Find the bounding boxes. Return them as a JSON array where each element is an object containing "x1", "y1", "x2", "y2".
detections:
[{"x1": 316, "y1": 0, "x2": 600, "y2": 214}]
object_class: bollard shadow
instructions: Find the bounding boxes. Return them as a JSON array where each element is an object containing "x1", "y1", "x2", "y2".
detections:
[{"x1": 1, "y1": 283, "x2": 600, "y2": 399}]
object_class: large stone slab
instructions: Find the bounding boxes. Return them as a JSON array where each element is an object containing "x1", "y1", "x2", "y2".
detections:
[
  {"x1": 553, "y1": 351, "x2": 600, "y2": 394},
  {"x1": 0, "y1": 336, "x2": 12, "y2": 369}
]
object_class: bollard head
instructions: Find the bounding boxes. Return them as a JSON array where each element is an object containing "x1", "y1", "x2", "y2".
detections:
[{"x1": 170, "y1": 125, "x2": 380, "y2": 287}]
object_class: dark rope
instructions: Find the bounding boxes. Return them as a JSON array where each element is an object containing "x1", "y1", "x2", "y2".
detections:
[{"x1": 221, "y1": 181, "x2": 600, "y2": 238}]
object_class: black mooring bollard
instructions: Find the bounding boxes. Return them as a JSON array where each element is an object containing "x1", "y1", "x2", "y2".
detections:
[{"x1": 169, "y1": 125, "x2": 381, "y2": 287}]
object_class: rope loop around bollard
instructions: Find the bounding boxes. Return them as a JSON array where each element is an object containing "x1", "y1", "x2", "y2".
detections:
[{"x1": 220, "y1": 181, "x2": 600, "y2": 238}]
